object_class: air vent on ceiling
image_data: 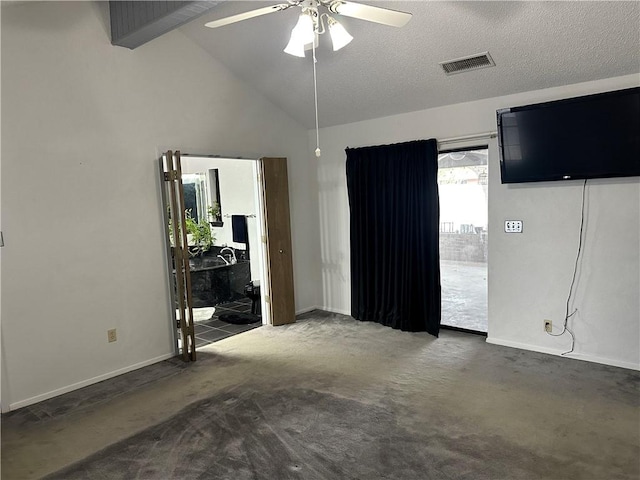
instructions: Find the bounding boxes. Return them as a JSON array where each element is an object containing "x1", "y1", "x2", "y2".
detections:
[{"x1": 440, "y1": 52, "x2": 495, "y2": 75}]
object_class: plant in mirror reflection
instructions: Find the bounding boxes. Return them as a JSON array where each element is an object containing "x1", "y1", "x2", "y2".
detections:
[
  {"x1": 167, "y1": 207, "x2": 215, "y2": 257},
  {"x1": 207, "y1": 202, "x2": 221, "y2": 223},
  {"x1": 185, "y1": 209, "x2": 214, "y2": 257}
]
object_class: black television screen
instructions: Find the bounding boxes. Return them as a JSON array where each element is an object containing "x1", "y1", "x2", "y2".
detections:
[{"x1": 497, "y1": 87, "x2": 640, "y2": 184}]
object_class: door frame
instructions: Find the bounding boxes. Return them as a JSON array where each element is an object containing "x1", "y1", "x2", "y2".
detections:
[
  {"x1": 253, "y1": 159, "x2": 272, "y2": 326},
  {"x1": 158, "y1": 157, "x2": 181, "y2": 351},
  {"x1": 437, "y1": 144, "x2": 489, "y2": 336},
  {"x1": 161, "y1": 151, "x2": 197, "y2": 360},
  {"x1": 160, "y1": 153, "x2": 295, "y2": 356}
]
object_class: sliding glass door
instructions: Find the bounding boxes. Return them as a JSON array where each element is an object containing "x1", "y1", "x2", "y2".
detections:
[{"x1": 438, "y1": 147, "x2": 488, "y2": 333}]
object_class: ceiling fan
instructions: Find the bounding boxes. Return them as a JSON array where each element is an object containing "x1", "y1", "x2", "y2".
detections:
[
  {"x1": 205, "y1": 1, "x2": 411, "y2": 158},
  {"x1": 205, "y1": 0, "x2": 412, "y2": 56}
]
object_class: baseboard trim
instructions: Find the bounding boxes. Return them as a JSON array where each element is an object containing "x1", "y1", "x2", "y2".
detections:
[
  {"x1": 8, "y1": 352, "x2": 176, "y2": 411},
  {"x1": 295, "y1": 306, "x2": 352, "y2": 317},
  {"x1": 317, "y1": 306, "x2": 351, "y2": 316},
  {"x1": 295, "y1": 305, "x2": 320, "y2": 315},
  {"x1": 486, "y1": 337, "x2": 640, "y2": 371}
]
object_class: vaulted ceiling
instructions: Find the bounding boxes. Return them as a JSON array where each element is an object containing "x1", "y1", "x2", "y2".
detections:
[{"x1": 179, "y1": 1, "x2": 640, "y2": 128}]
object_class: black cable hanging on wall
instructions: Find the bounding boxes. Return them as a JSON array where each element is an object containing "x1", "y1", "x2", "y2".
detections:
[{"x1": 547, "y1": 179, "x2": 588, "y2": 355}]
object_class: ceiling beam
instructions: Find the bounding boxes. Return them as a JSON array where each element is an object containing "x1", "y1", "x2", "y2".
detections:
[{"x1": 110, "y1": 1, "x2": 223, "y2": 49}]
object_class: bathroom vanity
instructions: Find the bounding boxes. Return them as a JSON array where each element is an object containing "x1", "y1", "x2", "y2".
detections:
[{"x1": 187, "y1": 250, "x2": 251, "y2": 307}]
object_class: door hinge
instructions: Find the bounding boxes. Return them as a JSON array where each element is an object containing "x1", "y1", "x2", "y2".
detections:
[
  {"x1": 164, "y1": 170, "x2": 178, "y2": 181},
  {"x1": 265, "y1": 295, "x2": 271, "y2": 304},
  {"x1": 261, "y1": 235, "x2": 267, "y2": 244}
]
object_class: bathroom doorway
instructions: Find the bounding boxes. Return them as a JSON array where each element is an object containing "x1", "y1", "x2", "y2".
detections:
[
  {"x1": 437, "y1": 147, "x2": 488, "y2": 334},
  {"x1": 161, "y1": 154, "x2": 270, "y2": 351}
]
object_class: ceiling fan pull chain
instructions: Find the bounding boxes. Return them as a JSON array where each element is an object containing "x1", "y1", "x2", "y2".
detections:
[{"x1": 313, "y1": 42, "x2": 321, "y2": 157}]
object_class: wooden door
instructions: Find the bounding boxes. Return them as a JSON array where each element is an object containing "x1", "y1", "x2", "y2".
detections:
[
  {"x1": 161, "y1": 151, "x2": 196, "y2": 361},
  {"x1": 260, "y1": 157, "x2": 296, "y2": 326}
]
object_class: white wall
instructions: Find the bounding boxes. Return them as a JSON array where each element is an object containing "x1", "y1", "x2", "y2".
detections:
[
  {"x1": 1, "y1": 1, "x2": 321, "y2": 410},
  {"x1": 314, "y1": 74, "x2": 640, "y2": 370},
  {"x1": 212, "y1": 160, "x2": 260, "y2": 274}
]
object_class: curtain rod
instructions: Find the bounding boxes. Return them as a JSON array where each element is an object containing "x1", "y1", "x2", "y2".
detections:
[{"x1": 438, "y1": 131, "x2": 497, "y2": 146}]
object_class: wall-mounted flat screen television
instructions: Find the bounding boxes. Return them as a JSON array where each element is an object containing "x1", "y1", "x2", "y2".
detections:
[{"x1": 497, "y1": 87, "x2": 640, "y2": 184}]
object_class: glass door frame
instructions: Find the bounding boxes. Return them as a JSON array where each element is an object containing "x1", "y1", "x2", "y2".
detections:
[{"x1": 437, "y1": 144, "x2": 489, "y2": 336}]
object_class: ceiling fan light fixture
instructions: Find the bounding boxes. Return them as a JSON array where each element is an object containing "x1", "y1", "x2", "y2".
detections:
[
  {"x1": 284, "y1": 37, "x2": 306, "y2": 57},
  {"x1": 327, "y1": 16, "x2": 353, "y2": 51},
  {"x1": 284, "y1": 11, "x2": 316, "y2": 56}
]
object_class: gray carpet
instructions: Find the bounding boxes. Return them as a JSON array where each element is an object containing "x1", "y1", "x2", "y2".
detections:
[
  {"x1": 43, "y1": 386, "x2": 593, "y2": 480},
  {"x1": 4, "y1": 311, "x2": 639, "y2": 479}
]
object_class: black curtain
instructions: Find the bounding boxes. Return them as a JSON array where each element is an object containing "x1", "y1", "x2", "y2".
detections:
[{"x1": 346, "y1": 139, "x2": 441, "y2": 336}]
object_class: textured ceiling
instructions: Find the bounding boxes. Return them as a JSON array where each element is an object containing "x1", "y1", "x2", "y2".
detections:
[{"x1": 179, "y1": 1, "x2": 640, "y2": 128}]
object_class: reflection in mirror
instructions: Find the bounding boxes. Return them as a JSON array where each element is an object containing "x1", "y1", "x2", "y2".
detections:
[
  {"x1": 207, "y1": 169, "x2": 223, "y2": 226},
  {"x1": 182, "y1": 170, "x2": 223, "y2": 226},
  {"x1": 182, "y1": 173, "x2": 207, "y2": 223},
  {"x1": 179, "y1": 170, "x2": 224, "y2": 257}
]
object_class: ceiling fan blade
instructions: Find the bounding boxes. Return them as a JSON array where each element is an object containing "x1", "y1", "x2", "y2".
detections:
[
  {"x1": 328, "y1": 1, "x2": 412, "y2": 27},
  {"x1": 205, "y1": 3, "x2": 293, "y2": 29}
]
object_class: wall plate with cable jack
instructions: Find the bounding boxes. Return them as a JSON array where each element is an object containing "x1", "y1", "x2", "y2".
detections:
[
  {"x1": 544, "y1": 320, "x2": 552, "y2": 333},
  {"x1": 505, "y1": 220, "x2": 523, "y2": 233}
]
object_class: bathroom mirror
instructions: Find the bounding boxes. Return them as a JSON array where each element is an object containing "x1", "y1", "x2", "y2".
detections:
[
  {"x1": 207, "y1": 168, "x2": 223, "y2": 226},
  {"x1": 182, "y1": 169, "x2": 222, "y2": 226},
  {"x1": 182, "y1": 173, "x2": 206, "y2": 223}
]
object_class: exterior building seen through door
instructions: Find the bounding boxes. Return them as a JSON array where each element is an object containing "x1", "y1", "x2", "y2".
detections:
[{"x1": 437, "y1": 148, "x2": 488, "y2": 333}]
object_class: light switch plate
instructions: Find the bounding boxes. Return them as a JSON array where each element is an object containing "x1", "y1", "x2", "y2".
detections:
[{"x1": 505, "y1": 220, "x2": 523, "y2": 233}]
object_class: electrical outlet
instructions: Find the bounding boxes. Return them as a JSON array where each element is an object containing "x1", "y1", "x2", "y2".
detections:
[
  {"x1": 544, "y1": 320, "x2": 552, "y2": 333},
  {"x1": 505, "y1": 220, "x2": 523, "y2": 233},
  {"x1": 107, "y1": 329, "x2": 117, "y2": 343}
]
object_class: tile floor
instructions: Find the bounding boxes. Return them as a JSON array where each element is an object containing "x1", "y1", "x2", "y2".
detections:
[{"x1": 192, "y1": 298, "x2": 261, "y2": 348}]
